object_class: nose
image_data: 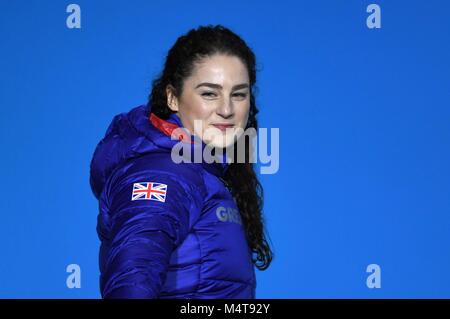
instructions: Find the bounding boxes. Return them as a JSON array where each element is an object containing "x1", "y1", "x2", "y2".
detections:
[{"x1": 216, "y1": 96, "x2": 234, "y2": 119}]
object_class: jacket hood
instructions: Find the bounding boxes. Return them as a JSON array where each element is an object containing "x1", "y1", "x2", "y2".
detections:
[{"x1": 89, "y1": 104, "x2": 228, "y2": 199}]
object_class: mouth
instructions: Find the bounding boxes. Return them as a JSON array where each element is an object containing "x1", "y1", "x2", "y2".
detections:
[{"x1": 211, "y1": 123, "x2": 234, "y2": 132}]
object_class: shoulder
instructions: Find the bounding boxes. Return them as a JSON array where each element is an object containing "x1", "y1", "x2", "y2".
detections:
[{"x1": 106, "y1": 152, "x2": 207, "y2": 201}]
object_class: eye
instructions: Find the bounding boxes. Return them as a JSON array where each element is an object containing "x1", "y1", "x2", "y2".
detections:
[
  {"x1": 232, "y1": 92, "x2": 248, "y2": 99},
  {"x1": 201, "y1": 91, "x2": 217, "y2": 98}
]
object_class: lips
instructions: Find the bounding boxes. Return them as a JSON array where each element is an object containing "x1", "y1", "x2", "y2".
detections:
[{"x1": 211, "y1": 124, "x2": 234, "y2": 132}]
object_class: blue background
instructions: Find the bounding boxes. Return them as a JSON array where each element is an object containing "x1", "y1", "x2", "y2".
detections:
[{"x1": 1, "y1": 0, "x2": 449, "y2": 298}]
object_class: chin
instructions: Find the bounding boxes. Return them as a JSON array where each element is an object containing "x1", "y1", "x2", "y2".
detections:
[
  {"x1": 204, "y1": 137, "x2": 233, "y2": 148},
  {"x1": 209, "y1": 142, "x2": 234, "y2": 149},
  {"x1": 204, "y1": 131, "x2": 238, "y2": 148}
]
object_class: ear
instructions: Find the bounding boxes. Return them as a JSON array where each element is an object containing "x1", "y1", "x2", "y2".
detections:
[{"x1": 166, "y1": 85, "x2": 179, "y2": 112}]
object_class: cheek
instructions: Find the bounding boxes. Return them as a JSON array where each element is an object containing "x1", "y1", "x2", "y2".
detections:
[
  {"x1": 180, "y1": 96, "x2": 212, "y2": 131},
  {"x1": 235, "y1": 103, "x2": 251, "y2": 128}
]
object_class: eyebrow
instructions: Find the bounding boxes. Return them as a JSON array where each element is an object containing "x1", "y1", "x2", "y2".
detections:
[{"x1": 195, "y1": 82, "x2": 249, "y2": 91}]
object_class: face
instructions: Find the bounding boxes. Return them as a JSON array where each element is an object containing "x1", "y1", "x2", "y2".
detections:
[{"x1": 166, "y1": 54, "x2": 251, "y2": 148}]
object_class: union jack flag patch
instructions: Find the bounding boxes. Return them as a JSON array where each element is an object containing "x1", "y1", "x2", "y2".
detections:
[{"x1": 131, "y1": 182, "x2": 168, "y2": 202}]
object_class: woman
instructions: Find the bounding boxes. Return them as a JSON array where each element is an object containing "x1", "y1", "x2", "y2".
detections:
[{"x1": 89, "y1": 25, "x2": 273, "y2": 299}]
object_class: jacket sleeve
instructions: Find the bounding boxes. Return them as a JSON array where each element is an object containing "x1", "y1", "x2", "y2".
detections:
[{"x1": 100, "y1": 167, "x2": 204, "y2": 299}]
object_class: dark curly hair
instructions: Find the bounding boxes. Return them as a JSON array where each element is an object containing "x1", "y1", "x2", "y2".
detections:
[{"x1": 147, "y1": 24, "x2": 273, "y2": 270}]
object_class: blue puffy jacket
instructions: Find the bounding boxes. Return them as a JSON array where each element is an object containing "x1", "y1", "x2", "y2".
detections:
[{"x1": 89, "y1": 104, "x2": 256, "y2": 298}]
